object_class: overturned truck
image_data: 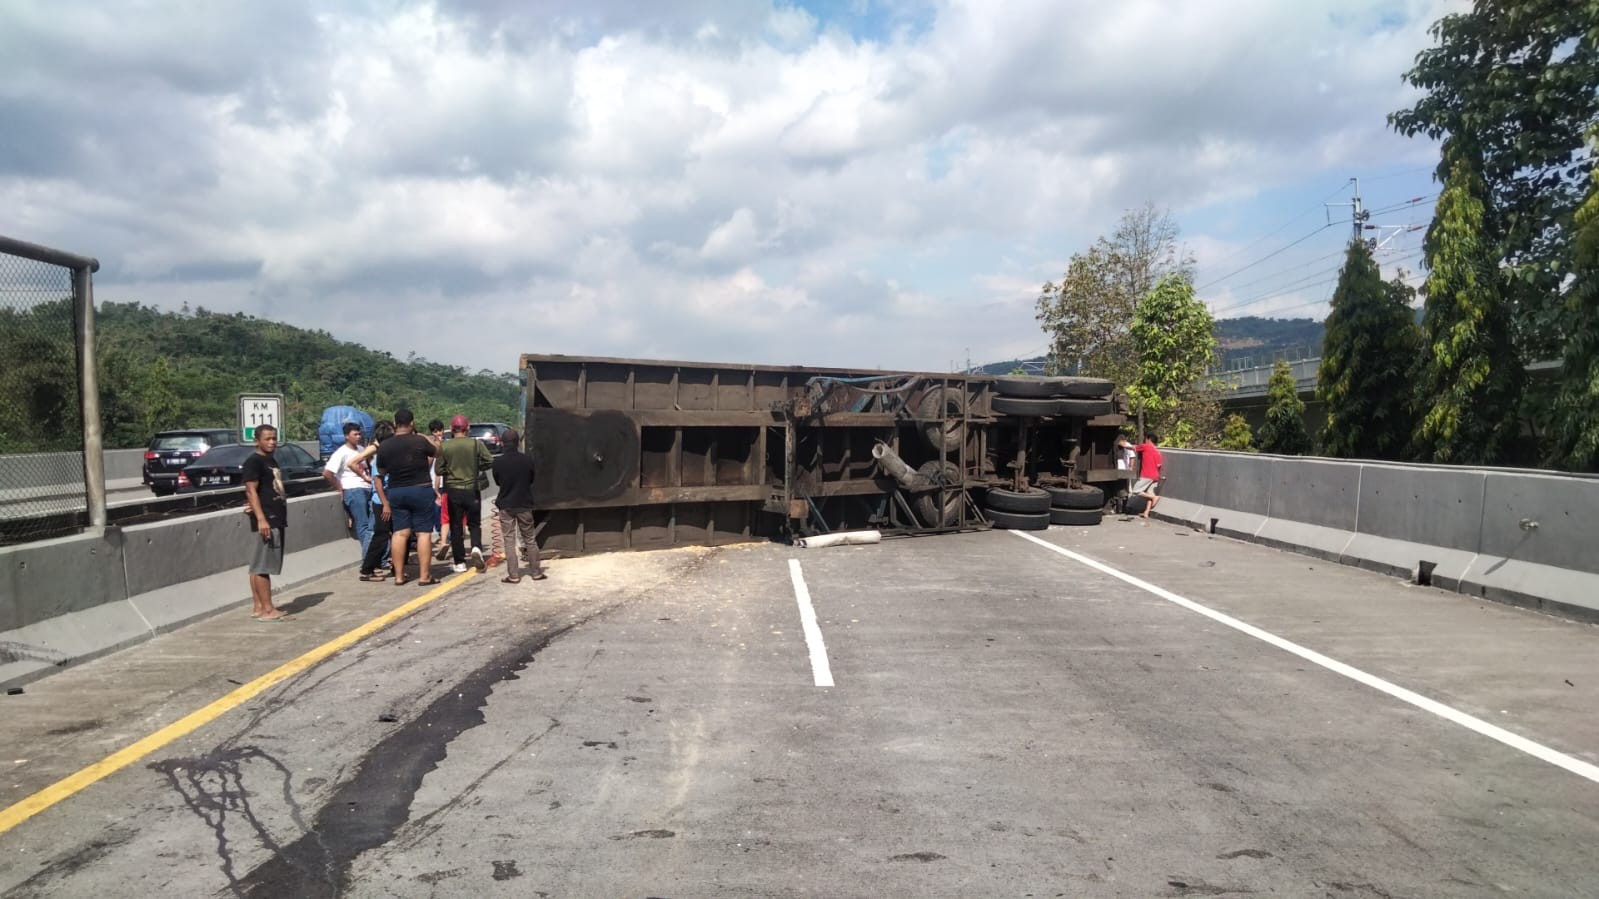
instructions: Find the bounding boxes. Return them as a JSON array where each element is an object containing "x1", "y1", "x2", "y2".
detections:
[{"x1": 521, "y1": 354, "x2": 1129, "y2": 555}]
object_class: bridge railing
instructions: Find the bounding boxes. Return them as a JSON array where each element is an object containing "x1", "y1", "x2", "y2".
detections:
[{"x1": 0, "y1": 235, "x2": 104, "y2": 542}]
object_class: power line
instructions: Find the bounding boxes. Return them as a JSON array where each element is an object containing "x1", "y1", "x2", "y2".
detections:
[
  {"x1": 1367, "y1": 195, "x2": 1436, "y2": 217},
  {"x1": 1213, "y1": 246, "x2": 1352, "y2": 295},
  {"x1": 1211, "y1": 248, "x2": 1426, "y2": 317},
  {"x1": 1195, "y1": 222, "x2": 1340, "y2": 291},
  {"x1": 1200, "y1": 179, "x2": 1358, "y2": 272}
]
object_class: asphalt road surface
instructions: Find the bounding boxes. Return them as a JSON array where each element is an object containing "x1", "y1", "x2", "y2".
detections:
[{"x1": 2, "y1": 520, "x2": 1597, "y2": 897}]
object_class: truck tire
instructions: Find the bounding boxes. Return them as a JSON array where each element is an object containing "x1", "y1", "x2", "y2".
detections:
[
  {"x1": 912, "y1": 460, "x2": 964, "y2": 527},
  {"x1": 1052, "y1": 398, "x2": 1115, "y2": 418},
  {"x1": 984, "y1": 508, "x2": 1050, "y2": 530},
  {"x1": 992, "y1": 396, "x2": 1059, "y2": 417},
  {"x1": 917, "y1": 387, "x2": 966, "y2": 452},
  {"x1": 994, "y1": 376, "x2": 1066, "y2": 398},
  {"x1": 1123, "y1": 493, "x2": 1150, "y2": 516},
  {"x1": 1049, "y1": 507, "x2": 1103, "y2": 526},
  {"x1": 1045, "y1": 485, "x2": 1103, "y2": 510},
  {"x1": 1059, "y1": 377, "x2": 1115, "y2": 398},
  {"x1": 984, "y1": 486, "x2": 1051, "y2": 513}
]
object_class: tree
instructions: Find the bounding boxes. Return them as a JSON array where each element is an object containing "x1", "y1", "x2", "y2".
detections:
[
  {"x1": 1317, "y1": 240, "x2": 1418, "y2": 460},
  {"x1": 1218, "y1": 414, "x2": 1255, "y2": 452},
  {"x1": 137, "y1": 356, "x2": 180, "y2": 436},
  {"x1": 1036, "y1": 203, "x2": 1193, "y2": 387},
  {"x1": 1258, "y1": 360, "x2": 1311, "y2": 455},
  {"x1": 1390, "y1": 1, "x2": 1598, "y2": 360},
  {"x1": 1129, "y1": 274, "x2": 1220, "y2": 447},
  {"x1": 1413, "y1": 153, "x2": 1523, "y2": 465},
  {"x1": 1551, "y1": 127, "x2": 1599, "y2": 470}
]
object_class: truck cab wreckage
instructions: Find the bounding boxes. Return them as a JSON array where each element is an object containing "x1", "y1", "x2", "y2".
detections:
[{"x1": 521, "y1": 354, "x2": 1129, "y2": 555}]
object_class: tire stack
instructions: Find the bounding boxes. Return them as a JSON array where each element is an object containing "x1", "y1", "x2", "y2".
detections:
[
  {"x1": 982, "y1": 484, "x2": 1051, "y2": 530},
  {"x1": 1043, "y1": 484, "x2": 1104, "y2": 526},
  {"x1": 990, "y1": 376, "x2": 1116, "y2": 418}
]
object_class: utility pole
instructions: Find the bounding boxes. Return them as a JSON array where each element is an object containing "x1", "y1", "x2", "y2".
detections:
[{"x1": 1325, "y1": 177, "x2": 1369, "y2": 246}]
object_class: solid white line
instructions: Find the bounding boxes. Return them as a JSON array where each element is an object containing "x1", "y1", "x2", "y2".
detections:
[
  {"x1": 1009, "y1": 529, "x2": 1599, "y2": 786},
  {"x1": 788, "y1": 559, "x2": 835, "y2": 687}
]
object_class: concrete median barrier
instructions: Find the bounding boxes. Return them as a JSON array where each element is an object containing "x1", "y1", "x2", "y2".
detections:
[
  {"x1": 1257, "y1": 458, "x2": 1360, "y2": 561},
  {"x1": 1161, "y1": 449, "x2": 1599, "y2": 622},
  {"x1": 1151, "y1": 452, "x2": 1209, "y2": 528},
  {"x1": 1200, "y1": 453, "x2": 1273, "y2": 539},
  {"x1": 1461, "y1": 473, "x2": 1599, "y2": 619},
  {"x1": 2, "y1": 490, "x2": 358, "y2": 688},
  {"x1": 1341, "y1": 464, "x2": 1485, "y2": 589}
]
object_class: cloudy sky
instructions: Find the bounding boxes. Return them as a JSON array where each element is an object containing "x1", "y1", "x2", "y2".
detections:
[{"x1": 2, "y1": 0, "x2": 1454, "y2": 374}]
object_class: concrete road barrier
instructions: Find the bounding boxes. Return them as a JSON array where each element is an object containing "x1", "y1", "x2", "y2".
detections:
[
  {"x1": 1, "y1": 490, "x2": 357, "y2": 688},
  {"x1": 1158, "y1": 450, "x2": 1599, "y2": 622}
]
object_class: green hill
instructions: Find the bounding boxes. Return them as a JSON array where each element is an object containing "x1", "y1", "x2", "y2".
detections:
[
  {"x1": 1213, "y1": 316, "x2": 1324, "y2": 367},
  {"x1": 0, "y1": 299, "x2": 520, "y2": 452}
]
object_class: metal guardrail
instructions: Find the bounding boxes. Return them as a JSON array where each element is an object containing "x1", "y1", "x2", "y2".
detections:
[{"x1": 1213, "y1": 357, "x2": 1321, "y2": 399}]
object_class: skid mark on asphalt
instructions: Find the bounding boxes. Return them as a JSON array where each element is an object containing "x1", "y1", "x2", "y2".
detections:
[
  {"x1": 232, "y1": 619, "x2": 581, "y2": 898},
  {"x1": 1011, "y1": 529, "x2": 1599, "y2": 787}
]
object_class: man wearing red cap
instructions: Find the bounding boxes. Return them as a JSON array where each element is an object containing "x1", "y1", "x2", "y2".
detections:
[{"x1": 435, "y1": 414, "x2": 494, "y2": 572}]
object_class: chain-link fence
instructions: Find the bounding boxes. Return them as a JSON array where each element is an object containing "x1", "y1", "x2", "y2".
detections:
[{"x1": 0, "y1": 236, "x2": 103, "y2": 543}]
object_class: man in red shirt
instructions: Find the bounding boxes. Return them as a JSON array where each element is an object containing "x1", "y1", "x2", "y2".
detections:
[{"x1": 1131, "y1": 431, "x2": 1164, "y2": 520}]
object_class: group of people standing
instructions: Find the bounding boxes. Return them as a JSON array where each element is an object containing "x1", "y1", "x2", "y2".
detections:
[{"x1": 237, "y1": 409, "x2": 546, "y2": 622}]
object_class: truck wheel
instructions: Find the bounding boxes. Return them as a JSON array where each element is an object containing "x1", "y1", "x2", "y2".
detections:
[
  {"x1": 984, "y1": 486, "x2": 1050, "y2": 513},
  {"x1": 992, "y1": 396, "x2": 1059, "y2": 417},
  {"x1": 1058, "y1": 377, "x2": 1115, "y2": 398},
  {"x1": 1052, "y1": 398, "x2": 1115, "y2": 418},
  {"x1": 1124, "y1": 493, "x2": 1150, "y2": 516},
  {"x1": 984, "y1": 508, "x2": 1050, "y2": 530},
  {"x1": 1049, "y1": 507, "x2": 1103, "y2": 526},
  {"x1": 1045, "y1": 485, "x2": 1103, "y2": 510},
  {"x1": 994, "y1": 376, "x2": 1066, "y2": 398},
  {"x1": 917, "y1": 387, "x2": 966, "y2": 452},
  {"x1": 912, "y1": 460, "x2": 964, "y2": 527}
]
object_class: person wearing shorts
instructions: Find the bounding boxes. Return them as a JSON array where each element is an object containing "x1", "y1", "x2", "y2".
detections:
[
  {"x1": 242, "y1": 424, "x2": 293, "y2": 621},
  {"x1": 1131, "y1": 431, "x2": 1164, "y2": 520},
  {"x1": 374, "y1": 408, "x2": 439, "y2": 585}
]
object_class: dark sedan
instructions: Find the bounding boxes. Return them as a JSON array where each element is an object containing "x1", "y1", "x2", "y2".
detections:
[
  {"x1": 470, "y1": 422, "x2": 512, "y2": 455},
  {"x1": 178, "y1": 443, "x2": 324, "y2": 494},
  {"x1": 144, "y1": 428, "x2": 238, "y2": 495}
]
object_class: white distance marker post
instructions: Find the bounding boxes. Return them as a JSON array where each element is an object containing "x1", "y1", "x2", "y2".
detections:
[
  {"x1": 1009, "y1": 529, "x2": 1599, "y2": 786},
  {"x1": 788, "y1": 559, "x2": 835, "y2": 687}
]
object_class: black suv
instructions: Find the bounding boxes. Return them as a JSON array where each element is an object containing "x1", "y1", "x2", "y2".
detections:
[
  {"x1": 469, "y1": 422, "x2": 512, "y2": 455},
  {"x1": 144, "y1": 428, "x2": 238, "y2": 495}
]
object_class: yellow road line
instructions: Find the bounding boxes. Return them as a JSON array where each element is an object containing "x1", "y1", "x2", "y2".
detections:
[{"x1": 0, "y1": 570, "x2": 478, "y2": 835}]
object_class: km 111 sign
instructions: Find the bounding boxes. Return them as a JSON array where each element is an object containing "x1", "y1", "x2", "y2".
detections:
[{"x1": 238, "y1": 394, "x2": 285, "y2": 442}]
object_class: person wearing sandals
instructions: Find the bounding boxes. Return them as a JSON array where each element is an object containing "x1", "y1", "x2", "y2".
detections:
[
  {"x1": 242, "y1": 425, "x2": 294, "y2": 621},
  {"x1": 491, "y1": 428, "x2": 545, "y2": 583},
  {"x1": 374, "y1": 408, "x2": 440, "y2": 585}
]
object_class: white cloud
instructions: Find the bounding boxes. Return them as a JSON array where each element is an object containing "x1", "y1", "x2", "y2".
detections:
[{"x1": 0, "y1": 0, "x2": 1462, "y2": 373}]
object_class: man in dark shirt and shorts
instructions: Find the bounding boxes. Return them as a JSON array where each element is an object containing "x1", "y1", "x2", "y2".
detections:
[
  {"x1": 242, "y1": 424, "x2": 293, "y2": 621},
  {"x1": 374, "y1": 408, "x2": 440, "y2": 585}
]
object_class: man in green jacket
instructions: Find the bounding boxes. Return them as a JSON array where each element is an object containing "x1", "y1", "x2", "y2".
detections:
[{"x1": 436, "y1": 415, "x2": 494, "y2": 572}]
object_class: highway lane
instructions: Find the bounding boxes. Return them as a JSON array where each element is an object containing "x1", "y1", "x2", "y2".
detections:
[{"x1": 1, "y1": 523, "x2": 1596, "y2": 896}]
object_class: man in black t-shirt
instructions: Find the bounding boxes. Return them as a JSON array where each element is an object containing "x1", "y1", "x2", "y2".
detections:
[
  {"x1": 491, "y1": 429, "x2": 545, "y2": 582},
  {"x1": 242, "y1": 425, "x2": 293, "y2": 621},
  {"x1": 373, "y1": 408, "x2": 440, "y2": 585}
]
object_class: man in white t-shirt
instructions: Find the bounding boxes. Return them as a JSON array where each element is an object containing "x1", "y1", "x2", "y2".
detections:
[{"x1": 323, "y1": 422, "x2": 375, "y2": 560}]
